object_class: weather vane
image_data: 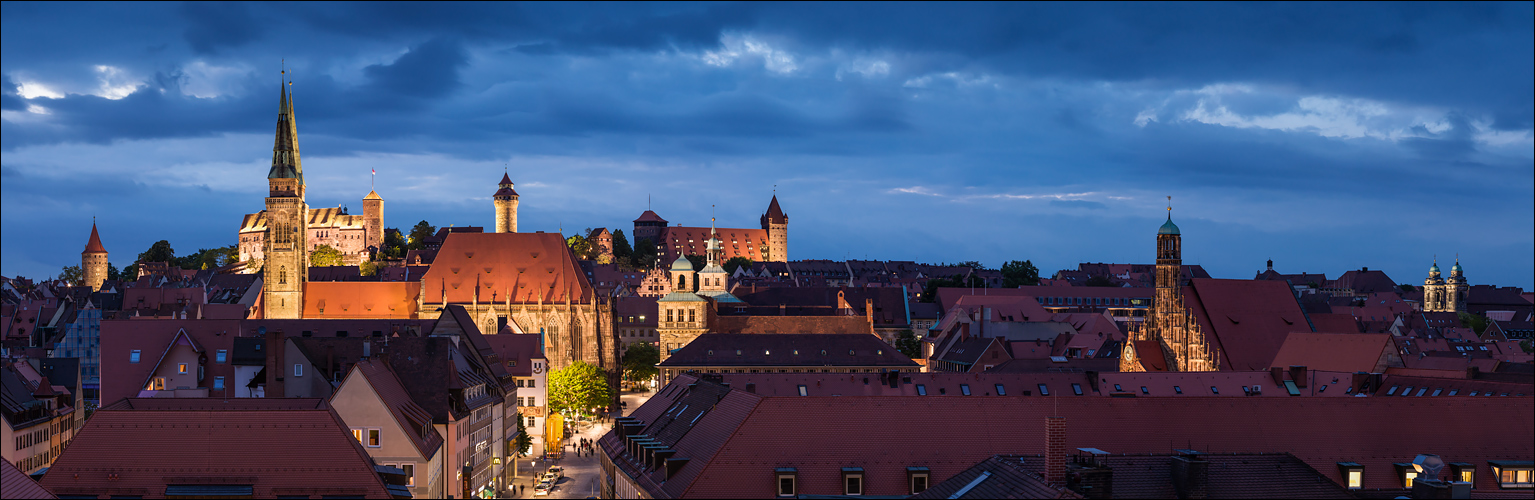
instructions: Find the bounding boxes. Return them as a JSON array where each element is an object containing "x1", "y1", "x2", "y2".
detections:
[{"x1": 1167, "y1": 195, "x2": 1172, "y2": 212}]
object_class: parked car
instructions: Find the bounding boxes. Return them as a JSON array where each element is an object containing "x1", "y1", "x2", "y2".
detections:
[
  {"x1": 534, "y1": 481, "x2": 552, "y2": 496},
  {"x1": 547, "y1": 466, "x2": 565, "y2": 478}
]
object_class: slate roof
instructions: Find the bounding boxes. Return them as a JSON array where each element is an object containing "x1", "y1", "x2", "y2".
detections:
[
  {"x1": 658, "y1": 334, "x2": 917, "y2": 368},
  {"x1": 40, "y1": 398, "x2": 392, "y2": 499},
  {"x1": 634, "y1": 210, "x2": 668, "y2": 223},
  {"x1": 763, "y1": 195, "x2": 787, "y2": 224}
]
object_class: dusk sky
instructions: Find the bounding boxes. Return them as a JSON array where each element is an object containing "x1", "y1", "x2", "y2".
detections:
[{"x1": 3, "y1": 2, "x2": 1531, "y2": 289}]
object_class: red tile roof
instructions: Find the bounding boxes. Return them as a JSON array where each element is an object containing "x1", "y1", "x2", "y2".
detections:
[
  {"x1": 419, "y1": 232, "x2": 594, "y2": 305},
  {"x1": 710, "y1": 315, "x2": 872, "y2": 334},
  {"x1": 618, "y1": 383, "x2": 1532, "y2": 497},
  {"x1": 481, "y1": 333, "x2": 544, "y2": 377},
  {"x1": 82, "y1": 222, "x2": 106, "y2": 254},
  {"x1": 1183, "y1": 279, "x2": 1310, "y2": 371},
  {"x1": 1, "y1": 457, "x2": 54, "y2": 499},
  {"x1": 303, "y1": 281, "x2": 421, "y2": 319},
  {"x1": 634, "y1": 210, "x2": 668, "y2": 223},
  {"x1": 40, "y1": 398, "x2": 393, "y2": 499},
  {"x1": 351, "y1": 359, "x2": 445, "y2": 460},
  {"x1": 763, "y1": 195, "x2": 787, "y2": 224},
  {"x1": 658, "y1": 227, "x2": 768, "y2": 261},
  {"x1": 1269, "y1": 333, "x2": 1393, "y2": 373}
]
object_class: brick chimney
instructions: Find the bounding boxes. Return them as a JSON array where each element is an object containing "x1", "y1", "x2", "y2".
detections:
[
  {"x1": 264, "y1": 329, "x2": 286, "y2": 398},
  {"x1": 1171, "y1": 450, "x2": 1208, "y2": 499},
  {"x1": 1046, "y1": 416, "x2": 1067, "y2": 483}
]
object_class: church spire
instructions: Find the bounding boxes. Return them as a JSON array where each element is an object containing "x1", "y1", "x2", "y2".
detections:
[{"x1": 268, "y1": 76, "x2": 303, "y2": 183}]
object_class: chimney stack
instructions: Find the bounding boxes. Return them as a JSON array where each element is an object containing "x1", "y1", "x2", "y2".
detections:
[
  {"x1": 1289, "y1": 365, "x2": 1307, "y2": 388},
  {"x1": 1171, "y1": 450, "x2": 1208, "y2": 499},
  {"x1": 1046, "y1": 416, "x2": 1067, "y2": 483}
]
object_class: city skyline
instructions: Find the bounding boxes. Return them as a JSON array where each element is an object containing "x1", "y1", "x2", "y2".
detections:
[{"x1": 3, "y1": 3, "x2": 1532, "y2": 288}]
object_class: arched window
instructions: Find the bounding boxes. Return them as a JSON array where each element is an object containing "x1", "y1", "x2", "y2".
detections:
[
  {"x1": 279, "y1": 266, "x2": 288, "y2": 284},
  {"x1": 678, "y1": 275, "x2": 687, "y2": 290}
]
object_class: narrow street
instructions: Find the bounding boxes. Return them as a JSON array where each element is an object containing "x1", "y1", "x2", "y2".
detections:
[{"x1": 500, "y1": 389, "x2": 656, "y2": 499}]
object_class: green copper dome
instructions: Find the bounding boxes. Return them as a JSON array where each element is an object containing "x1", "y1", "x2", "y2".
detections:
[
  {"x1": 1451, "y1": 261, "x2": 1462, "y2": 273},
  {"x1": 670, "y1": 255, "x2": 695, "y2": 272},
  {"x1": 1430, "y1": 263, "x2": 1441, "y2": 274},
  {"x1": 1158, "y1": 216, "x2": 1180, "y2": 235}
]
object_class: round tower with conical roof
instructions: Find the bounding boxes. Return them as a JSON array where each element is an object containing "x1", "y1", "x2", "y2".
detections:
[
  {"x1": 81, "y1": 220, "x2": 109, "y2": 291},
  {"x1": 493, "y1": 173, "x2": 519, "y2": 233}
]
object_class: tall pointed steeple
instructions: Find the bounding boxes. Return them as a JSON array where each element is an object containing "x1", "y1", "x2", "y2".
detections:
[{"x1": 267, "y1": 82, "x2": 303, "y2": 183}]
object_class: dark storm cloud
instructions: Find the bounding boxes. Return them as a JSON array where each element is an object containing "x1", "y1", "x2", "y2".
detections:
[
  {"x1": 182, "y1": 2, "x2": 264, "y2": 55},
  {"x1": 2, "y1": 2, "x2": 1531, "y2": 288}
]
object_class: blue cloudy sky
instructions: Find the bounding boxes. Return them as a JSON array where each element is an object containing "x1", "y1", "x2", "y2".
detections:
[{"x1": 3, "y1": 2, "x2": 1531, "y2": 288}]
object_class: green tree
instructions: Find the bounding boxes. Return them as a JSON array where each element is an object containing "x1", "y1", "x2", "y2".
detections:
[
  {"x1": 1458, "y1": 312, "x2": 1488, "y2": 335},
  {"x1": 406, "y1": 221, "x2": 435, "y2": 251},
  {"x1": 106, "y1": 262, "x2": 122, "y2": 281},
  {"x1": 632, "y1": 238, "x2": 658, "y2": 269},
  {"x1": 919, "y1": 274, "x2": 983, "y2": 303},
  {"x1": 894, "y1": 330, "x2": 922, "y2": 360},
  {"x1": 685, "y1": 254, "x2": 705, "y2": 271},
  {"x1": 310, "y1": 245, "x2": 344, "y2": 267},
  {"x1": 138, "y1": 240, "x2": 175, "y2": 265},
  {"x1": 359, "y1": 260, "x2": 378, "y2": 277},
  {"x1": 59, "y1": 265, "x2": 83, "y2": 285},
  {"x1": 380, "y1": 228, "x2": 406, "y2": 259},
  {"x1": 723, "y1": 256, "x2": 753, "y2": 275},
  {"x1": 622, "y1": 342, "x2": 660, "y2": 384},
  {"x1": 956, "y1": 261, "x2": 987, "y2": 271},
  {"x1": 121, "y1": 263, "x2": 139, "y2": 281},
  {"x1": 1000, "y1": 260, "x2": 1040, "y2": 288},
  {"x1": 1399, "y1": 283, "x2": 1416, "y2": 293},
  {"x1": 512, "y1": 414, "x2": 533, "y2": 457},
  {"x1": 611, "y1": 230, "x2": 633, "y2": 266},
  {"x1": 566, "y1": 235, "x2": 593, "y2": 260},
  {"x1": 1085, "y1": 275, "x2": 1116, "y2": 287},
  {"x1": 547, "y1": 361, "x2": 612, "y2": 417}
]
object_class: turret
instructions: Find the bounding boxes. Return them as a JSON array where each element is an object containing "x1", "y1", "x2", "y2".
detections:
[
  {"x1": 760, "y1": 195, "x2": 788, "y2": 262},
  {"x1": 363, "y1": 190, "x2": 384, "y2": 257},
  {"x1": 81, "y1": 220, "x2": 109, "y2": 292},
  {"x1": 493, "y1": 173, "x2": 519, "y2": 233}
]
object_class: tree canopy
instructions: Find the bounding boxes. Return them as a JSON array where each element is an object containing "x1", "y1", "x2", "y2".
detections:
[
  {"x1": 547, "y1": 361, "x2": 612, "y2": 417},
  {"x1": 1084, "y1": 275, "x2": 1116, "y2": 287},
  {"x1": 58, "y1": 265, "x2": 83, "y2": 285},
  {"x1": 566, "y1": 234, "x2": 593, "y2": 260},
  {"x1": 723, "y1": 256, "x2": 753, "y2": 275},
  {"x1": 631, "y1": 238, "x2": 659, "y2": 269},
  {"x1": 622, "y1": 342, "x2": 660, "y2": 383},
  {"x1": 310, "y1": 245, "x2": 344, "y2": 267},
  {"x1": 611, "y1": 230, "x2": 634, "y2": 267},
  {"x1": 512, "y1": 415, "x2": 533, "y2": 457},
  {"x1": 1000, "y1": 260, "x2": 1040, "y2": 288},
  {"x1": 138, "y1": 240, "x2": 175, "y2": 264},
  {"x1": 895, "y1": 330, "x2": 922, "y2": 360},
  {"x1": 406, "y1": 221, "x2": 435, "y2": 251},
  {"x1": 379, "y1": 228, "x2": 406, "y2": 259},
  {"x1": 919, "y1": 274, "x2": 985, "y2": 302}
]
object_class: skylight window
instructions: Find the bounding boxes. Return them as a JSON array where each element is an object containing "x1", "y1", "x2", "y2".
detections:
[
  {"x1": 1141, "y1": 386, "x2": 1149, "y2": 395},
  {"x1": 1037, "y1": 384, "x2": 1049, "y2": 396},
  {"x1": 797, "y1": 385, "x2": 808, "y2": 397},
  {"x1": 916, "y1": 384, "x2": 927, "y2": 396},
  {"x1": 1072, "y1": 383, "x2": 1083, "y2": 396},
  {"x1": 995, "y1": 384, "x2": 1006, "y2": 396},
  {"x1": 960, "y1": 384, "x2": 971, "y2": 396},
  {"x1": 1174, "y1": 386, "x2": 1182, "y2": 394},
  {"x1": 1209, "y1": 386, "x2": 1219, "y2": 395}
]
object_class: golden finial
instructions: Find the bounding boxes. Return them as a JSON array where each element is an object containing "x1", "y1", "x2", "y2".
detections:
[{"x1": 1167, "y1": 195, "x2": 1172, "y2": 211}]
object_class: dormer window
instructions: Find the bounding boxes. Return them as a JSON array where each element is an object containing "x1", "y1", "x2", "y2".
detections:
[{"x1": 1338, "y1": 462, "x2": 1365, "y2": 489}]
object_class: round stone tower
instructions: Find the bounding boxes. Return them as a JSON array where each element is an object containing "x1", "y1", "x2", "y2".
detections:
[
  {"x1": 81, "y1": 220, "x2": 109, "y2": 291},
  {"x1": 493, "y1": 173, "x2": 519, "y2": 233}
]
